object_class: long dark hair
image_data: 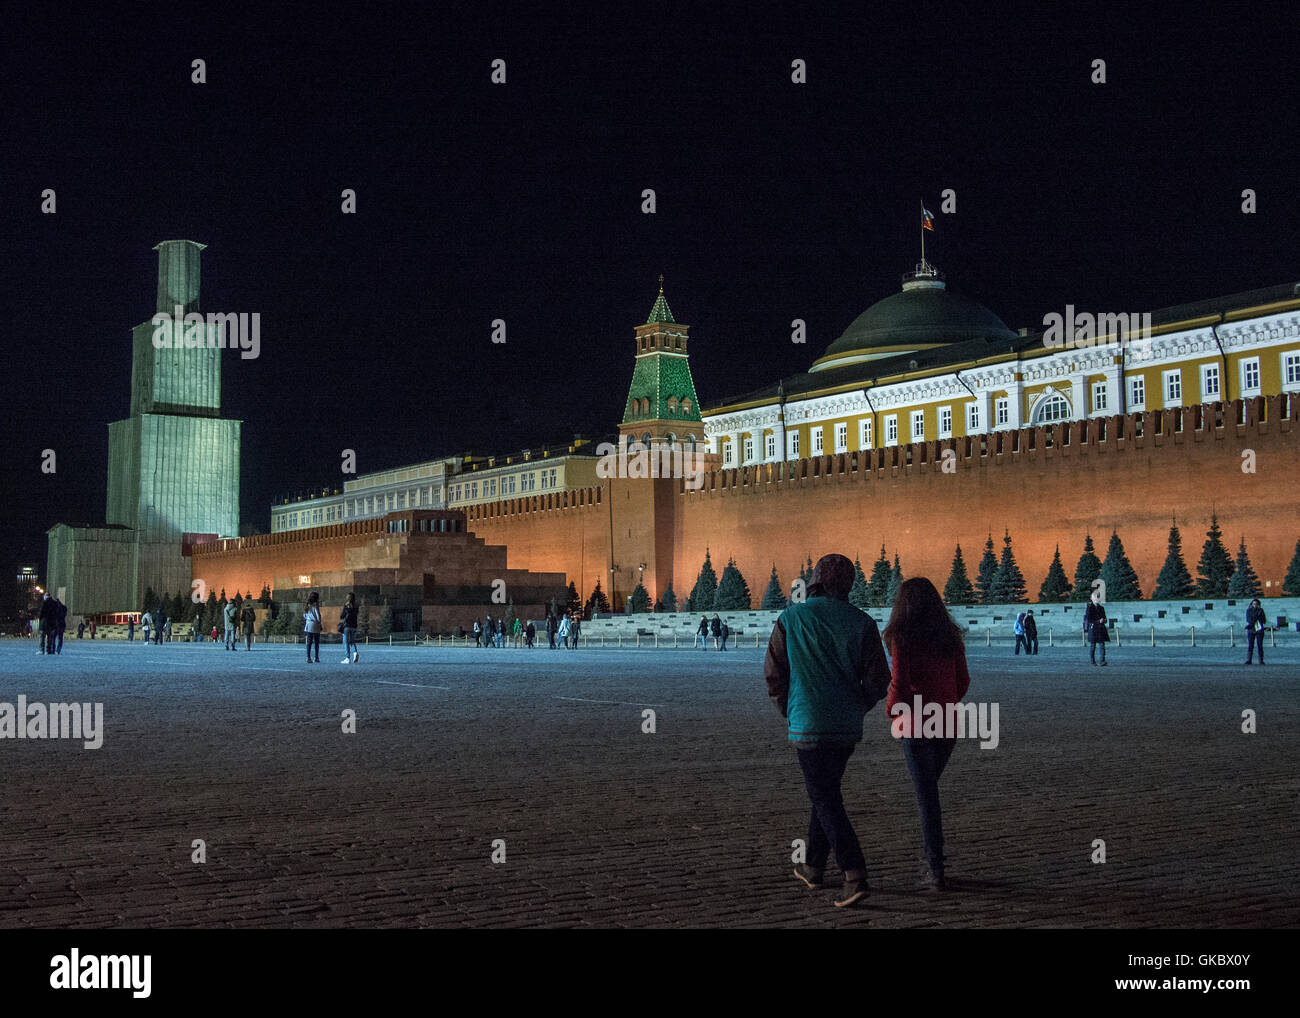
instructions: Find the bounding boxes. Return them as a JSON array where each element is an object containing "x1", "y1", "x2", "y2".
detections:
[{"x1": 883, "y1": 577, "x2": 964, "y2": 659}]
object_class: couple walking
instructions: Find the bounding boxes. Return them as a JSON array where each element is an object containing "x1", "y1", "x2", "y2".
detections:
[{"x1": 764, "y1": 553, "x2": 970, "y2": 907}]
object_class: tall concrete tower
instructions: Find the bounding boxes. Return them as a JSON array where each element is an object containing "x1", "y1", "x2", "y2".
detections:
[{"x1": 48, "y1": 241, "x2": 242, "y2": 613}]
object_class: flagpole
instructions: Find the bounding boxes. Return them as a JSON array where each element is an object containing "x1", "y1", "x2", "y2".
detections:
[{"x1": 920, "y1": 200, "x2": 925, "y2": 266}]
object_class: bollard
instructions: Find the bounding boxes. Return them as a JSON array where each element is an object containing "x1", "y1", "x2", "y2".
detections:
[
  {"x1": 389, "y1": 635, "x2": 392, "y2": 646},
  {"x1": 637, "y1": 632, "x2": 640, "y2": 648},
  {"x1": 674, "y1": 631, "x2": 678, "y2": 649},
  {"x1": 1229, "y1": 623, "x2": 1234, "y2": 648},
  {"x1": 1116, "y1": 627, "x2": 1121, "y2": 648},
  {"x1": 985, "y1": 626, "x2": 990, "y2": 647},
  {"x1": 1270, "y1": 627, "x2": 1275, "y2": 648},
  {"x1": 1049, "y1": 627, "x2": 1053, "y2": 647},
  {"x1": 1150, "y1": 625, "x2": 1154, "y2": 647},
  {"x1": 619, "y1": 633, "x2": 622, "y2": 648},
  {"x1": 1190, "y1": 625, "x2": 1195, "y2": 647}
]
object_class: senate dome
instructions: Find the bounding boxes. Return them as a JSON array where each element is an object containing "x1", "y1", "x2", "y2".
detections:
[{"x1": 810, "y1": 268, "x2": 1019, "y2": 373}]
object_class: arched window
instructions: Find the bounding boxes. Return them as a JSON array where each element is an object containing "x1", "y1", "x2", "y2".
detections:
[
  {"x1": 641, "y1": 397, "x2": 651, "y2": 415},
  {"x1": 667, "y1": 397, "x2": 678, "y2": 415},
  {"x1": 643, "y1": 432, "x2": 652, "y2": 446},
  {"x1": 681, "y1": 398, "x2": 692, "y2": 415},
  {"x1": 1031, "y1": 391, "x2": 1071, "y2": 424}
]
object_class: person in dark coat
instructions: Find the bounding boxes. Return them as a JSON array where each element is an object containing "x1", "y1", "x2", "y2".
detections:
[
  {"x1": 720, "y1": 619, "x2": 730, "y2": 651},
  {"x1": 127, "y1": 615, "x2": 135, "y2": 641},
  {"x1": 340, "y1": 593, "x2": 360, "y2": 664},
  {"x1": 484, "y1": 615, "x2": 495, "y2": 649},
  {"x1": 1022, "y1": 610, "x2": 1038, "y2": 655},
  {"x1": 764, "y1": 553, "x2": 891, "y2": 908},
  {"x1": 55, "y1": 598, "x2": 68, "y2": 654},
  {"x1": 1083, "y1": 591, "x2": 1108, "y2": 666},
  {"x1": 153, "y1": 605, "x2": 166, "y2": 646},
  {"x1": 1244, "y1": 598, "x2": 1266, "y2": 665},
  {"x1": 711, "y1": 614, "x2": 722, "y2": 650},
  {"x1": 242, "y1": 604, "x2": 257, "y2": 650},
  {"x1": 546, "y1": 612, "x2": 556, "y2": 649},
  {"x1": 697, "y1": 615, "x2": 709, "y2": 650},
  {"x1": 525, "y1": 620, "x2": 536, "y2": 648},
  {"x1": 38, "y1": 595, "x2": 56, "y2": 654}
]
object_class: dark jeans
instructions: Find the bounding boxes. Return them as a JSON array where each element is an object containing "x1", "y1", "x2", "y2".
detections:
[
  {"x1": 245, "y1": 630, "x2": 253, "y2": 650},
  {"x1": 1014, "y1": 634, "x2": 1026, "y2": 654},
  {"x1": 305, "y1": 631, "x2": 320, "y2": 661},
  {"x1": 1089, "y1": 637, "x2": 1106, "y2": 664},
  {"x1": 1246, "y1": 630, "x2": 1265, "y2": 663},
  {"x1": 796, "y1": 743, "x2": 866, "y2": 874},
  {"x1": 901, "y1": 737, "x2": 957, "y2": 873},
  {"x1": 1024, "y1": 634, "x2": 1038, "y2": 654}
]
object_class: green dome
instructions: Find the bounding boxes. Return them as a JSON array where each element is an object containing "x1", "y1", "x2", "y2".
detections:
[{"x1": 812, "y1": 277, "x2": 1018, "y2": 372}]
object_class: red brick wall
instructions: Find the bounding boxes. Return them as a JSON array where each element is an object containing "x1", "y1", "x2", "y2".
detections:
[{"x1": 467, "y1": 398, "x2": 1300, "y2": 607}]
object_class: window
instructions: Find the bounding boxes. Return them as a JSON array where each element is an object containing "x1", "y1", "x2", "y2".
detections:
[
  {"x1": 765, "y1": 433, "x2": 776, "y2": 460},
  {"x1": 1164, "y1": 369, "x2": 1182, "y2": 406},
  {"x1": 1200, "y1": 363, "x2": 1219, "y2": 400},
  {"x1": 811, "y1": 427, "x2": 824, "y2": 455},
  {"x1": 1129, "y1": 377, "x2": 1145, "y2": 408},
  {"x1": 995, "y1": 397, "x2": 1009, "y2": 427},
  {"x1": 1284, "y1": 352, "x2": 1300, "y2": 390},
  {"x1": 859, "y1": 418, "x2": 873, "y2": 450},
  {"x1": 939, "y1": 406, "x2": 952, "y2": 438},
  {"x1": 885, "y1": 415, "x2": 898, "y2": 446},
  {"x1": 743, "y1": 436, "x2": 754, "y2": 462},
  {"x1": 681, "y1": 398, "x2": 691, "y2": 415},
  {"x1": 1241, "y1": 357, "x2": 1261, "y2": 395},
  {"x1": 1033, "y1": 392, "x2": 1070, "y2": 423},
  {"x1": 550, "y1": 469, "x2": 557, "y2": 487},
  {"x1": 541, "y1": 471, "x2": 548, "y2": 490},
  {"x1": 1092, "y1": 381, "x2": 1108, "y2": 413},
  {"x1": 788, "y1": 430, "x2": 800, "y2": 459},
  {"x1": 723, "y1": 440, "x2": 734, "y2": 466},
  {"x1": 834, "y1": 422, "x2": 848, "y2": 453},
  {"x1": 967, "y1": 402, "x2": 980, "y2": 433},
  {"x1": 910, "y1": 410, "x2": 925, "y2": 442}
]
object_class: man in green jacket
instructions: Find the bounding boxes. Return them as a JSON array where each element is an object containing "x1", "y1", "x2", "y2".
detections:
[{"x1": 764, "y1": 553, "x2": 891, "y2": 907}]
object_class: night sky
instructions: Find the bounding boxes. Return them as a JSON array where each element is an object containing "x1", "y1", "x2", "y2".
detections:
[{"x1": 3, "y1": 5, "x2": 1298, "y2": 596}]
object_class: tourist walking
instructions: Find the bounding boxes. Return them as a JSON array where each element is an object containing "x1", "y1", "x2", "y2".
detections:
[
  {"x1": 697, "y1": 615, "x2": 708, "y2": 650},
  {"x1": 720, "y1": 618, "x2": 729, "y2": 651},
  {"x1": 547, "y1": 612, "x2": 557, "y2": 649},
  {"x1": 473, "y1": 619, "x2": 482, "y2": 647},
  {"x1": 1084, "y1": 591, "x2": 1108, "y2": 665},
  {"x1": 883, "y1": 577, "x2": 971, "y2": 893},
  {"x1": 127, "y1": 615, "x2": 135, "y2": 641},
  {"x1": 484, "y1": 615, "x2": 495, "y2": 649},
  {"x1": 223, "y1": 598, "x2": 238, "y2": 650},
  {"x1": 525, "y1": 620, "x2": 536, "y2": 647},
  {"x1": 512, "y1": 616, "x2": 522, "y2": 648},
  {"x1": 142, "y1": 610, "x2": 153, "y2": 646},
  {"x1": 1013, "y1": 610, "x2": 1027, "y2": 655},
  {"x1": 242, "y1": 603, "x2": 256, "y2": 650},
  {"x1": 763, "y1": 553, "x2": 891, "y2": 908},
  {"x1": 569, "y1": 615, "x2": 581, "y2": 649},
  {"x1": 496, "y1": 617, "x2": 506, "y2": 649},
  {"x1": 77, "y1": 620, "x2": 85, "y2": 639},
  {"x1": 1244, "y1": 598, "x2": 1266, "y2": 665},
  {"x1": 340, "y1": 593, "x2": 360, "y2": 664},
  {"x1": 303, "y1": 591, "x2": 322, "y2": 663},
  {"x1": 153, "y1": 604, "x2": 166, "y2": 646},
  {"x1": 557, "y1": 613, "x2": 571, "y2": 648},
  {"x1": 1021, "y1": 610, "x2": 1038, "y2": 655},
  {"x1": 163, "y1": 616, "x2": 172, "y2": 643},
  {"x1": 711, "y1": 614, "x2": 721, "y2": 650}
]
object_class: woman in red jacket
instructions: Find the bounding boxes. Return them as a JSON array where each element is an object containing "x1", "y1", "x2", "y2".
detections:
[{"x1": 883, "y1": 577, "x2": 971, "y2": 892}]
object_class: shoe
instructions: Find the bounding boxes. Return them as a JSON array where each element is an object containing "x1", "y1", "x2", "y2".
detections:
[
  {"x1": 921, "y1": 869, "x2": 947, "y2": 893},
  {"x1": 833, "y1": 877, "x2": 869, "y2": 908},
  {"x1": 341, "y1": 658, "x2": 351, "y2": 665},
  {"x1": 793, "y1": 864, "x2": 824, "y2": 890},
  {"x1": 1100, "y1": 661, "x2": 1108, "y2": 667},
  {"x1": 352, "y1": 654, "x2": 359, "y2": 663}
]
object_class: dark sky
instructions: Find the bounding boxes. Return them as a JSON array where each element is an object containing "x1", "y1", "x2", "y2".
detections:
[{"x1": 3, "y1": 4, "x2": 1298, "y2": 590}]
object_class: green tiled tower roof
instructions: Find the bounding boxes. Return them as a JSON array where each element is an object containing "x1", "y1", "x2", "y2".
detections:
[
  {"x1": 622, "y1": 355, "x2": 703, "y2": 423},
  {"x1": 646, "y1": 277, "x2": 676, "y2": 324}
]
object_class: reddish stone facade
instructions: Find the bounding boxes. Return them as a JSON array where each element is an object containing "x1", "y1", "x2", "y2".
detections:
[{"x1": 466, "y1": 396, "x2": 1300, "y2": 606}]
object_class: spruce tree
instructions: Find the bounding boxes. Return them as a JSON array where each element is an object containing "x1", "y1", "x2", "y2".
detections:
[
  {"x1": 170, "y1": 591, "x2": 187, "y2": 623},
  {"x1": 990, "y1": 530, "x2": 1028, "y2": 603},
  {"x1": 355, "y1": 598, "x2": 369, "y2": 640},
  {"x1": 1037, "y1": 545, "x2": 1072, "y2": 602},
  {"x1": 688, "y1": 549, "x2": 720, "y2": 612},
  {"x1": 800, "y1": 555, "x2": 814, "y2": 587},
  {"x1": 565, "y1": 581, "x2": 582, "y2": 616},
  {"x1": 1226, "y1": 538, "x2": 1262, "y2": 598},
  {"x1": 885, "y1": 554, "x2": 904, "y2": 606},
  {"x1": 867, "y1": 545, "x2": 892, "y2": 607},
  {"x1": 1284, "y1": 539, "x2": 1300, "y2": 597},
  {"x1": 1099, "y1": 530, "x2": 1143, "y2": 601},
  {"x1": 142, "y1": 586, "x2": 158, "y2": 614},
  {"x1": 1196, "y1": 514, "x2": 1234, "y2": 598},
  {"x1": 1072, "y1": 535, "x2": 1103, "y2": 602},
  {"x1": 660, "y1": 581, "x2": 679, "y2": 613},
  {"x1": 505, "y1": 598, "x2": 517, "y2": 635},
  {"x1": 374, "y1": 604, "x2": 394, "y2": 639},
  {"x1": 158, "y1": 592, "x2": 170, "y2": 620},
  {"x1": 975, "y1": 534, "x2": 999, "y2": 605},
  {"x1": 714, "y1": 557, "x2": 753, "y2": 610},
  {"x1": 849, "y1": 557, "x2": 871, "y2": 610},
  {"x1": 1152, "y1": 522, "x2": 1195, "y2": 600},
  {"x1": 760, "y1": 566, "x2": 787, "y2": 611},
  {"x1": 586, "y1": 581, "x2": 611, "y2": 616},
  {"x1": 629, "y1": 583, "x2": 652, "y2": 613},
  {"x1": 206, "y1": 588, "x2": 219, "y2": 623},
  {"x1": 943, "y1": 544, "x2": 976, "y2": 605}
]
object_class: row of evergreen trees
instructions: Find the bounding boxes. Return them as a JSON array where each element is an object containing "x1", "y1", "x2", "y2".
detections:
[{"x1": 662, "y1": 514, "x2": 1293, "y2": 613}]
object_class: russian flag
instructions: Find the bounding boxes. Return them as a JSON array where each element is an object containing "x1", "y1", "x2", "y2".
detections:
[{"x1": 922, "y1": 207, "x2": 935, "y2": 231}]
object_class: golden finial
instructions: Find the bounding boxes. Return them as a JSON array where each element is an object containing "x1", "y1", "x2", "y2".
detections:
[{"x1": 658, "y1": 273, "x2": 664, "y2": 293}]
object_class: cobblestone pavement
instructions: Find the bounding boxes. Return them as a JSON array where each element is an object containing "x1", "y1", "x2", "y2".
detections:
[{"x1": 1, "y1": 639, "x2": 1296, "y2": 928}]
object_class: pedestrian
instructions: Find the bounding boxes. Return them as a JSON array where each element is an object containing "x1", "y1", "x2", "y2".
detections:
[
  {"x1": 570, "y1": 615, "x2": 581, "y2": 649},
  {"x1": 127, "y1": 615, "x2": 135, "y2": 642},
  {"x1": 711, "y1": 614, "x2": 722, "y2": 650},
  {"x1": 242, "y1": 603, "x2": 256, "y2": 650},
  {"x1": 142, "y1": 610, "x2": 152, "y2": 646},
  {"x1": 153, "y1": 605, "x2": 166, "y2": 646},
  {"x1": 1244, "y1": 598, "x2": 1266, "y2": 665},
  {"x1": 697, "y1": 615, "x2": 709, "y2": 650},
  {"x1": 1013, "y1": 610, "x2": 1027, "y2": 655},
  {"x1": 303, "y1": 591, "x2": 322, "y2": 663},
  {"x1": 496, "y1": 617, "x2": 506, "y2": 649},
  {"x1": 1022, "y1": 609, "x2": 1038, "y2": 655},
  {"x1": 764, "y1": 553, "x2": 890, "y2": 908},
  {"x1": 525, "y1": 620, "x2": 536, "y2": 648},
  {"x1": 77, "y1": 620, "x2": 85, "y2": 639},
  {"x1": 484, "y1": 615, "x2": 495, "y2": 649},
  {"x1": 473, "y1": 619, "x2": 482, "y2": 647},
  {"x1": 163, "y1": 616, "x2": 172, "y2": 643},
  {"x1": 1083, "y1": 590, "x2": 1108, "y2": 666},
  {"x1": 557, "y1": 613, "x2": 570, "y2": 649},
  {"x1": 221, "y1": 599, "x2": 237, "y2": 650},
  {"x1": 546, "y1": 612, "x2": 557, "y2": 649},
  {"x1": 37, "y1": 594, "x2": 55, "y2": 654},
  {"x1": 340, "y1": 592, "x2": 360, "y2": 664},
  {"x1": 720, "y1": 618, "x2": 730, "y2": 651},
  {"x1": 883, "y1": 577, "x2": 971, "y2": 893},
  {"x1": 89, "y1": 620, "x2": 96, "y2": 639},
  {"x1": 210, "y1": 625, "x2": 218, "y2": 643},
  {"x1": 512, "y1": 616, "x2": 522, "y2": 648},
  {"x1": 54, "y1": 598, "x2": 68, "y2": 654}
]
